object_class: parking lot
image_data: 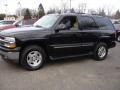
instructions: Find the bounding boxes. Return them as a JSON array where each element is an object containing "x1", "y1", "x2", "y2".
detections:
[{"x1": 0, "y1": 43, "x2": 120, "y2": 90}]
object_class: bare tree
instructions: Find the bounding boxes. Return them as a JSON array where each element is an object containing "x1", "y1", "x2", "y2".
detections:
[
  {"x1": 88, "y1": 9, "x2": 95, "y2": 14},
  {"x1": 47, "y1": 6, "x2": 61, "y2": 14},
  {"x1": 106, "y1": 6, "x2": 113, "y2": 16},
  {"x1": 97, "y1": 8, "x2": 106, "y2": 16},
  {"x1": 61, "y1": 0, "x2": 68, "y2": 13},
  {"x1": 78, "y1": 3, "x2": 86, "y2": 13}
]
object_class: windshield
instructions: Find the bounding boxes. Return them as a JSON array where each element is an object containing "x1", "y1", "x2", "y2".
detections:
[{"x1": 33, "y1": 15, "x2": 59, "y2": 28}]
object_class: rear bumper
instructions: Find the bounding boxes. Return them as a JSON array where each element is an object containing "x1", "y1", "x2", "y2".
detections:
[{"x1": 0, "y1": 46, "x2": 20, "y2": 61}]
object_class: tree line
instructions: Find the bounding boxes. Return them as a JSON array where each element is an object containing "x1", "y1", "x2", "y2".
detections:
[
  {"x1": 0, "y1": 3, "x2": 45, "y2": 20},
  {"x1": 0, "y1": 3, "x2": 120, "y2": 20}
]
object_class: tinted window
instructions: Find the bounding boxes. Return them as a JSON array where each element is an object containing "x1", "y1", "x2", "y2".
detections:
[
  {"x1": 94, "y1": 17, "x2": 114, "y2": 30},
  {"x1": 78, "y1": 16, "x2": 97, "y2": 30}
]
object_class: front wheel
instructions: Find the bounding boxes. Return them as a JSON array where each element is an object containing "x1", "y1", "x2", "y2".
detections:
[
  {"x1": 93, "y1": 43, "x2": 108, "y2": 61},
  {"x1": 20, "y1": 45, "x2": 46, "y2": 71}
]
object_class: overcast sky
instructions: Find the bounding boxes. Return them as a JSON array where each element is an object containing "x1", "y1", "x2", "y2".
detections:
[{"x1": 0, "y1": 0, "x2": 120, "y2": 14}]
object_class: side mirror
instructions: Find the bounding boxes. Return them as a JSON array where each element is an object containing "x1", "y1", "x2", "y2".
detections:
[
  {"x1": 15, "y1": 24, "x2": 20, "y2": 27},
  {"x1": 55, "y1": 24, "x2": 66, "y2": 33},
  {"x1": 55, "y1": 23, "x2": 71, "y2": 33},
  {"x1": 13, "y1": 21, "x2": 22, "y2": 27},
  {"x1": 56, "y1": 24, "x2": 66, "y2": 30}
]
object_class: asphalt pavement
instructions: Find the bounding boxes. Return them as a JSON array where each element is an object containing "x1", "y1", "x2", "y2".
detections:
[{"x1": 0, "y1": 43, "x2": 120, "y2": 90}]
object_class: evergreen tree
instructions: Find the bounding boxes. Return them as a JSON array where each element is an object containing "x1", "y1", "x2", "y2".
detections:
[
  {"x1": 0, "y1": 14, "x2": 5, "y2": 20},
  {"x1": 70, "y1": 8, "x2": 75, "y2": 13},
  {"x1": 24, "y1": 8, "x2": 31, "y2": 20},
  {"x1": 114, "y1": 10, "x2": 120, "y2": 19},
  {"x1": 99, "y1": 9, "x2": 106, "y2": 16},
  {"x1": 38, "y1": 4, "x2": 45, "y2": 19}
]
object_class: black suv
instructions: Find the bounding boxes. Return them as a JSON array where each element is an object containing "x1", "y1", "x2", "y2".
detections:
[{"x1": 0, "y1": 14, "x2": 116, "y2": 70}]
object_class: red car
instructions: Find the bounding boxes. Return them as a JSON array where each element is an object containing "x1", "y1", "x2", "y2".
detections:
[
  {"x1": 0, "y1": 20, "x2": 16, "y2": 30},
  {"x1": 0, "y1": 19, "x2": 37, "y2": 30}
]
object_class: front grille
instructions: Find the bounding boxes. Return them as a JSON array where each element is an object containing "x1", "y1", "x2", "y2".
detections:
[
  {"x1": 0, "y1": 35, "x2": 5, "y2": 46},
  {"x1": 0, "y1": 35, "x2": 4, "y2": 40}
]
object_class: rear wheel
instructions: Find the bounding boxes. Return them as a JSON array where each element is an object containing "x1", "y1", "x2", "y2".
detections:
[
  {"x1": 93, "y1": 43, "x2": 108, "y2": 61},
  {"x1": 20, "y1": 45, "x2": 46, "y2": 71},
  {"x1": 117, "y1": 35, "x2": 120, "y2": 42}
]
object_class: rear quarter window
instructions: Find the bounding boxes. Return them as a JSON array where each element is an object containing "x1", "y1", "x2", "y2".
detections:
[{"x1": 93, "y1": 16, "x2": 114, "y2": 30}]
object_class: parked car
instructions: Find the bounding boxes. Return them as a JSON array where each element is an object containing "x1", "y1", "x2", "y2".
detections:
[
  {"x1": 0, "y1": 20, "x2": 15, "y2": 25},
  {"x1": 0, "y1": 20, "x2": 16, "y2": 30},
  {"x1": 113, "y1": 22, "x2": 120, "y2": 42},
  {"x1": 0, "y1": 14, "x2": 116, "y2": 70},
  {"x1": 0, "y1": 19, "x2": 36, "y2": 30},
  {"x1": 13, "y1": 18, "x2": 36, "y2": 27}
]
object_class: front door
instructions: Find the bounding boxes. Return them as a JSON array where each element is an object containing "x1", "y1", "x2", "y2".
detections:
[{"x1": 48, "y1": 16, "x2": 83, "y2": 58}]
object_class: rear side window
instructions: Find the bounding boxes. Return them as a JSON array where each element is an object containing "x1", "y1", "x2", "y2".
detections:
[
  {"x1": 78, "y1": 16, "x2": 98, "y2": 30},
  {"x1": 93, "y1": 17, "x2": 114, "y2": 30}
]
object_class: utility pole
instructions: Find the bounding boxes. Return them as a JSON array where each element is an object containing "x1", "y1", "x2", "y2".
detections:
[
  {"x1": 4, "y1": 4, "x2": 8, "y2": 18},
  {"x1": 4, "y1": 0, "x2": 8, "y2": 19},
  {"x1": 61, "y1": 0, "x2": 67, "y2": 13},
  {"x1": 18, "y1": 1, "x2": 22, "y2": 17},
  {"x1": 70, "y1": 0, "x2": 71, "y2": 11}
]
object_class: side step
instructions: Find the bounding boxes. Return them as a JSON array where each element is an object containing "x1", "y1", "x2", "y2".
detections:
[{"x1": 49, "y1": 52, "x2": 93, "y2": 60}]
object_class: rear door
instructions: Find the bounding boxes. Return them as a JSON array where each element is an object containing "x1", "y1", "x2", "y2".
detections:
[{"x1": 78, "y1": 16, "x2": 99, "y2": 52}]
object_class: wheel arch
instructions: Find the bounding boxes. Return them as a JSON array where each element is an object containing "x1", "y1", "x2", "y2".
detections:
[
  {"x1": 95, "y1": 37, "x2": 112, "y2": 48},
  {"x1": 20, "y1": 40, "x2": 49, "y2": 57}
]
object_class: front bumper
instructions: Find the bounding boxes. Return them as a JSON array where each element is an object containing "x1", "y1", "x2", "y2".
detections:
[{"x1": 0, "y1": 46, "x2": 20, "y2": 61}]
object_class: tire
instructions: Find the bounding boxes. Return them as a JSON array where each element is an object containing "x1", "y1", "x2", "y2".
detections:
[
  {"x1": 93, "y1": 43, "x2": 108, "y2": 61},
  {"x1": 20, "y1": 45, "x2": 46, "y2": 71},
  {"x1": 117, "y1": 35, "x2": 120, "y2": 42}
]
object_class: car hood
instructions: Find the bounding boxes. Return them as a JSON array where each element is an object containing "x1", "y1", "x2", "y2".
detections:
[{"x1": 0, "y1": 26, "x2": 49, "y2": 37}]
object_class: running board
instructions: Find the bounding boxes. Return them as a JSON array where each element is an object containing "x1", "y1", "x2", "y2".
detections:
[{"x1": 49, "y1": 52, "x2": 93, "y2": 60}]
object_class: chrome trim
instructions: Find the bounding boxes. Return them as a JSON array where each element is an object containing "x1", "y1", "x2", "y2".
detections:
[
  {"x1": 51, "y1": 43, "x2": 94, "y2": 49},
  {"x1": 0, "y1": 38, "x2": 9, "y2": 43},
  {"x1": 0, "y1": 37, "x2": 16, "y2": 43}
]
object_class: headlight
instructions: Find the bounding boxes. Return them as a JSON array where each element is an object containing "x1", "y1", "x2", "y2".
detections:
[
  {"x1": 4, "y1": 37, "x2": 16, "y2": 43},
  {"x1": 4, "y1": 37, "x2": 16, "y2": 49}
]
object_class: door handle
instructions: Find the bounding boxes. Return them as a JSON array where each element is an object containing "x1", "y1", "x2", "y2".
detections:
[{"x1": 73, "y1": 34, "x2": 82, "y2": 37}]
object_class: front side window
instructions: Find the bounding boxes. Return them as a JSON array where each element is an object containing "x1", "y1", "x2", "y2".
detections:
[
  {"x1": 78, "y1": 16, "x2": 97, "y2": 30},
  {"x1": 57, "y1": 16, "x2": 79, "y2": 30},
  {"x1": 34, "y1": 15, "x2": 60, "y2": 28}
]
